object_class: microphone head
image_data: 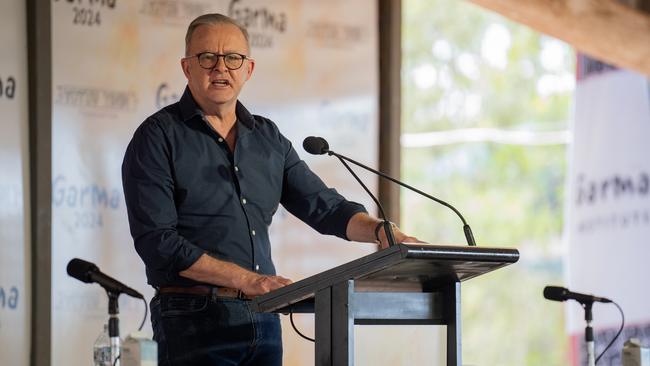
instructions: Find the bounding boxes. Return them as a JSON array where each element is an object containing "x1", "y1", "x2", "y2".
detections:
[
  {"x1": 543, "y1": 286, "x2": 568, "y2": 302},
  {"x1": 67, "y1": 258, "x2": 98, "y2": 284},
  {"x1": 303, "y1": 136, "x2": 329, "y2": 155}
]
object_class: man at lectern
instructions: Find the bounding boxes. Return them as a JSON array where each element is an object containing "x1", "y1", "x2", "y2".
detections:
[{"x1": 122, "y1": 13, "x2": 417, "y2": 366}]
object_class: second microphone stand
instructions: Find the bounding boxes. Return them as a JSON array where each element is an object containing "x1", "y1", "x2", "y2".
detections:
[
  {"x1": 107, "y1": 291, "x2": 121, "y2": 366},
  {"x1": 583, "y1": 301, "x2": 595, "y2": 366}
]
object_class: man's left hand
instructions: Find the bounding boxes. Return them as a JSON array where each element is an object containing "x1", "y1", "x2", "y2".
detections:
[{"x1": 376, "y1": 222, "x2": 422, "y2": 249}]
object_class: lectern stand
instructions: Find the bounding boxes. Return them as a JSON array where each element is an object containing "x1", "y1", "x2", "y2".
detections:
[{"x1": 252, "y1": 243, "x2": 519, "y2": 366}]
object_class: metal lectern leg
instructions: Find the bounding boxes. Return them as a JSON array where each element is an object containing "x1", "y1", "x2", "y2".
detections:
[
  {"x1": 446, "y1": 282, "x2": 461, "y2": 366},
  {"x1": 315, "y1": 280, "x2": 354, "y2": 366},
  {"x1": 315, "y1": 286, "x2": 332, "y2": 365}
]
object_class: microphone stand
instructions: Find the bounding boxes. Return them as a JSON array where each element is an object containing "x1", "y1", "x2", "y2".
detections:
[
  {"x1": 107, "y1": 291, "x2": 121, "y2": 366},
  {"x1": 583, "y1": 301, "x2": 595, "y2": 366}
]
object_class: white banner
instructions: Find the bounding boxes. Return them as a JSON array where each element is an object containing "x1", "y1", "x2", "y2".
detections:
[
  {"x1": 51, "y1": 1, "x2": 378, "y2": 365},
  {"x1": 0, "y1": 1, "x2": 30, "y2": 366},
  {"x1": 567, "y1": 57, "x2": 650, "y2": 365}
]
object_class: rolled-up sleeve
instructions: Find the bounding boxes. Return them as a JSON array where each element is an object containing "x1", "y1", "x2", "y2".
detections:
[
  {"x1": 279, "y1": 138, "x2": 367, "y2": 240},
  {"x1": 122, "y1": 118, "x2": 204, "y2": 284}
]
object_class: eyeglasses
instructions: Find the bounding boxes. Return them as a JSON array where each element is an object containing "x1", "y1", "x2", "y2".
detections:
[{"x1": 183, "y1": 52, "x2": 253, "y2": 70}]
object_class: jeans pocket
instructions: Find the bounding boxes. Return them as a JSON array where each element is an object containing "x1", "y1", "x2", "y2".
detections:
[{"x1": 160, "y1": 294, "x2": 209, "y2": 317}]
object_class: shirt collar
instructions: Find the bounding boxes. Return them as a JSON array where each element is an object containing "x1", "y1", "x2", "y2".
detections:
[{"x1": 179, "y1": 86, "x2": 255, "y2": 133}]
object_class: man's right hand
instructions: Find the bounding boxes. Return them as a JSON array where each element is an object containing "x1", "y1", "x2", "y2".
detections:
[
  {"x1": 239, "y1": 273, "x2": 293, "y2": 297},
  {"x1": 179, "y1": 254, "x2": 293, "y2": 297}
]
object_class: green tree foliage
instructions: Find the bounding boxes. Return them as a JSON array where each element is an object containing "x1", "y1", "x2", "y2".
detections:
[{"x1": 402, "y1": 1, "x2": 574, "y2": 364}]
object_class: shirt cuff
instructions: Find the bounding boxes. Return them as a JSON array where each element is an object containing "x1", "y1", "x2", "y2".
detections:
[
  {"x1": 166, "y1": 239, "x2": 206, "y2": 282},
  {"x1": 326, "y1": 201, "x2": 368, "y2": 241}
]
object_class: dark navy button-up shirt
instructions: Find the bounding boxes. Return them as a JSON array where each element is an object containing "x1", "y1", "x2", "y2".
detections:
[{"x1": 122, "y1": 87, "x2": 366, "y2": 287}]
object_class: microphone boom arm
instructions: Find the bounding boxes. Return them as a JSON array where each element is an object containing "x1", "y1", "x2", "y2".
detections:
[
  {"x1": 336, "y1": 156, "x2": 397, "y2": 247},
  {"x1": 326, "y1": 150, "x2": 477, "y2": 246}
]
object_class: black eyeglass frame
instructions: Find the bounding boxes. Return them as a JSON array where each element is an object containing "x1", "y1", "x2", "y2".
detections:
[{"x1": 182, "y1": 52, "x2": 254, "y2": 71}]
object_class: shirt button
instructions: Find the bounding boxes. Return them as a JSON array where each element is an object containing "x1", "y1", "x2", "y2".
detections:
[
  {"x1": 234, "y1": 166, "x2": 239, "y2": 172},
  {"x1": 242, "y1": 198, "x2": 247, "y2": 204},
  {"x1": 218, "y1": 137, "x2": 224, "y2": 142},
  {"x1": 251, "y1": 229, "x2": 256, "y2": 236},
  {"x1": 255, "y1": 264, "x2": 260, "y2": 271}
]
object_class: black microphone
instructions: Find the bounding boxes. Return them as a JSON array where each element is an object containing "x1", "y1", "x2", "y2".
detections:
[
  {"x1": 543, "y1": 286, "x2": 611, "y2": 304},
  {"x1": 303, "y1": 136, "x2": 477, "y2": 246},
  {"x1": 303, "y1": 136, "x2": 329, "y2": 155},
  {"x1": 67, "y1": 258, "x2": 143, "y2": 299}
]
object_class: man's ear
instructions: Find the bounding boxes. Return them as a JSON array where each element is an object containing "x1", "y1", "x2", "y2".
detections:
[
  {"x1": 181, "y1": 58, "x2": 191, "y2": 80},
  {"x1": 245, "y1": 59, "x2": 255, "y2": 81}
]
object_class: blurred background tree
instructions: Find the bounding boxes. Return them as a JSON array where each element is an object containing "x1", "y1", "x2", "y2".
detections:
[{"x1": 401, "y1": 0, "x2": 574, "y2": 364}]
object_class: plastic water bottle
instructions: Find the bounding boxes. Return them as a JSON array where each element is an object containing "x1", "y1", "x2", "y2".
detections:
[{"x1": 93, "y1": 324, "x2": 112, "y2": 366}]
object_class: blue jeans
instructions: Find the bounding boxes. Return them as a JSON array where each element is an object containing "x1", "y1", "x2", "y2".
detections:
[{"x1": 150, "y1": 292, "x2": 282, "y2": 366}]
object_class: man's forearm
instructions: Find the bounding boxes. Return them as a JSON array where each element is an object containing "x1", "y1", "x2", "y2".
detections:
[
  {"x1": 178, "y1": 253, "x2": 293, "y2": 296},
  {"x1": 178, "y1": 253, "x2": 255, "y2": 289},
  {"x1": 345, "y1": 212, "x2": 382, "y2": 243}
]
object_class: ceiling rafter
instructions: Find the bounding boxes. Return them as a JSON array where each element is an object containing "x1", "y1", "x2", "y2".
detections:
[{"x1": 468, "y1": 0, "x2": 650, "y2": 76}]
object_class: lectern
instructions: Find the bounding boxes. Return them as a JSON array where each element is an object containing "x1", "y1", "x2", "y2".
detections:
[{"x1": 252, "y1": 243, "x2": 519, "y2": 366}]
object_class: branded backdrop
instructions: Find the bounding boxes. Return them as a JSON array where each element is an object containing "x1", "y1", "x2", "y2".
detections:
[
  {"x1": 51, "y1": 1, "x2": 379, "y2": 365},
  {"x1": 0, "y1": 1, "x2": 30, "y2": 366},
  {"x1": 567, "y1": 55, "x2": 650, "y2": 365}
]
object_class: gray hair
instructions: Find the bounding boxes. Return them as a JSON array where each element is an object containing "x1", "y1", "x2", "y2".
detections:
[{"x1": 185, "y1": 13, "x2": 250, "y2": 55}]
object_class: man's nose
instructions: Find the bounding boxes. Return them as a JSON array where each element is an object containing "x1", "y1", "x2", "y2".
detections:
[{"x1": 212, "y1": 55, "x2": 228, "y2": 72}]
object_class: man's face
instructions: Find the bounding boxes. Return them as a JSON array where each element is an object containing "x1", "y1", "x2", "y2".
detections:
[{"x1": 181, "y1": 23, "x2": 254, "y2": 112}]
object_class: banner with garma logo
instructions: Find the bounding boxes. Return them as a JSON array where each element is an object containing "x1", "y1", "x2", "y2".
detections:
[
  {"x1": 567, "y1": 55, "x2": 650, "y2": 365},
  {"x1": 0, "y1": 1, "x2": 30, "y2": 366},
  {"x1": 52, "y1": 0, "x2": 379, "y2": 365}
]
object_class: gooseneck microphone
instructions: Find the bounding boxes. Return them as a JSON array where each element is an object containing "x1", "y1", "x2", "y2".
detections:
[
  {"x1": 303, "y1": 136, "x2": 477, "y2": 246},
  {"x1": 67, "y1": 258, "x2": 143, "y2": 299},
  {"x1": 543, "y1": 286, "x2": 611, "y2": 304},
  {"x1": 303, "y1": 137, "x2": 397, "y2": 246}
]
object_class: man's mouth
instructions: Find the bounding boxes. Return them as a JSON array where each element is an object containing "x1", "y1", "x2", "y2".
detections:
[{"x1": 211, "y1": 79, "x2": 230, "y2": 87}]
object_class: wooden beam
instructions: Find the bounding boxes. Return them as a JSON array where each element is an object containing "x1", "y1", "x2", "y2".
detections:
[
  {"x1": 468, "y1": 0, "x2": 650, "y2": 76},
  {"x1": 378, "y1": 0, "x2": 402, "y2": 223},
  {"x1": 27, "y1": 0, "x2": 52, "y2": 365}
]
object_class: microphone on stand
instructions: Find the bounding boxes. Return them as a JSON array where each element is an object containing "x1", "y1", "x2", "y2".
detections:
[
  {"x1": 303, "y1": 136, "x2": 477, "y2": 246},
  {"x1": 543, "y1": 286, "x2": 611, "y2": 304},
  {"x1": 67, "y1": 258, "x2": 144, "y2": 366},
  {"x1": 543, "y1": 286, "x2": 620, "y2": 366},
  {"x1": 67, "y1": 258, "x2": 143, "y2": 298}
]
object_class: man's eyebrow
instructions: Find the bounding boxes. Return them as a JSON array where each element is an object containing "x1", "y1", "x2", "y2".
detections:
[{"x1": 194, "y1": 50, "x2": 246, "y2": 55}]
